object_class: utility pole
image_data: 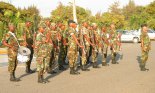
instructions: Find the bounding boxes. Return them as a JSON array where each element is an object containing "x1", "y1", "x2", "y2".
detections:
[{"x1": 72, "y1": 0, "x2": 79, "y2": 31}]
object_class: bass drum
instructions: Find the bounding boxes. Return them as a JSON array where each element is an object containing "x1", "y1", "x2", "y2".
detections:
[
  {"x1": 17, "y1": 53, "x2": 30, "y2": 63},
  {"x1": 17, "y1": 46, "x2": 31, "y2": 63}
]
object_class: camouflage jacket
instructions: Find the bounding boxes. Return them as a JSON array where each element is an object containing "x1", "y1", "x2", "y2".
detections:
[
  {"x1": 109, "y1": 30, "x2": 119, "y2": 46},
  {"x1": 2, "y1": 31, "x2": 18, "y2": 52},
  {"x1": 35, "y1": 32, "x2": 47, "y2": 57},
  {"x1": 140, "y1": 32, "x2": 151, "y2": 51},
  {"x1": 67, "y1": 27, "x2": 78, "y2": 48}
]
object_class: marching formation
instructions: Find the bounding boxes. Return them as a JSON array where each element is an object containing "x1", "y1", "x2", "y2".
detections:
[{"x1": 2, "y1": 19, "x2": 151, "y2": 84}]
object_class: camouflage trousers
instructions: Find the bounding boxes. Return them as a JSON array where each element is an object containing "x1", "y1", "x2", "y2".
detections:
[
  {"x1": 101, "y1": 46, "x2": 108, "y2": 62},
  {"x1": 91, "y1": 47, "x2": 98, "y2": 63},
  {"x1": 26, "y1": 46, "x2": 34, "y2": 68},
  {"x1": 58, "y1": 45, "x2": 66, "y2": 66},
  {"x1": 110, "y1": 45, "x2": 118, "y2": 61},
  {"x1": 68, "y1": 47, "x2": 78, "y2": 68},
  {"x1": 85, "y1": 45, "x2": 92, "y2": 62},
  {"x1": 141, "y1": 50, "x2": 149, "y2": 65},
  {"x1": 7, "y1": 49, "x2": 18, "y2": 73},
  {"x1": 36, "y1": 48, "x2": 51, "y2": 73},
  {"x1": 79, "y1": 48, "x2": 87, "y2": 66},
  {"x1": 49, "y1": 47, "x2": 58, "y2": 71}
]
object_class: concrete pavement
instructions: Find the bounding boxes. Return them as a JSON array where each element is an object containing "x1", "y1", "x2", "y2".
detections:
[{"x1": 0, "y1": 42, "x2": 155, "y2": 93}]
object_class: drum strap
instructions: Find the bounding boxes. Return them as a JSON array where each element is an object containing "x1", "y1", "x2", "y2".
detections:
[{"x1": 8, "y1": 31, "x2": 20, "y2": 47}]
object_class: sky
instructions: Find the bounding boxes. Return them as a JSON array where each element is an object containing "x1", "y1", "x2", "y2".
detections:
[{"x1": 0, "y1": 0, "x2": 154, "y2": 17}]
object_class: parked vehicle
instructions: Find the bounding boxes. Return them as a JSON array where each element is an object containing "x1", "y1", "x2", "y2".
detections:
[
  {"x1": 120, "y1": 30, "x2": 140, "y2": 43},
  {"x1": 133, "y1": 29, "x2": 155, "y2": 40}
]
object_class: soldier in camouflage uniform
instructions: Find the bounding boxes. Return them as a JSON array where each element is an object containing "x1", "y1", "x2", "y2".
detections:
[
  {"x1": 23, "y1": 21, "x2": 35, "y2": 73},
  {"x1": 61, "y1": 24, "x2": 69, "y2": 65},
  {"x1": 49, "y1": 23, "x2": 58, "y2": 74},
  {"x1": 57, "y1": 24, "x2": 68, "y2": 70},
  {"x1": 109, "y1": 23, "x2": 119, "y2": 64},
  {"x1": 86, "y1": 25, "x2": 93, "y2": 64},
  {"x1": 2, "y1": 23, "x2": 20, "y2": 82},
  {"x1": 79, "y1": 22, "x2": 93, "y2": 71},
  {"x1": 90, "y1": 23, "x2": 100, "y2": 68},
  {"x1": 35, "y1": 23, "x2": 49, "y2": 83},
  {"x1": 67, "y1": 20, "x2": 83, "y2": 75},
  {"x1": 100, "y1": 27, "x2": 109, "y2": 66},
  {"x1": 44, "y1": 20, "x2": 55, "y2": 74},
  {"x1": 140, "y1": 24, "x2": 151, "y2": 71}
]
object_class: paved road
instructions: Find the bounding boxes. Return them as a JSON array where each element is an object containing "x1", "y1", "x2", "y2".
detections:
[{"x1": 0, "y1": 42, "x2": 155, "y2": 93}]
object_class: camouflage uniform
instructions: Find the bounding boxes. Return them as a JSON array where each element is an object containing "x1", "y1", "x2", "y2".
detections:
[
  {"x1": 2, "y1": 31, "x2": 20, "y2": 81},
  {"x1": 62, "y1": 29, "x2": 68, "y2": 63},
  {"x1": 67, "y1": 27, "x2": 80, "y2": 74},
  {"x1": 140, "y1": 32, "x2": 151, "y2": 71},
  {"x1": 23, "y1": 26, "x2": 34, "y2": 73},
  {"x1": 100, "y1": 30, "x2": 109, "y2": 66},
  {"x1": 79, "y1": 26, "x2": 91, "y2": 70},
  {"x1": 109, "y1": 30, "x2": 119, "y2": 64},
  {"x1": 49, "y1": 28, "x2": 59, "y2": 71},
  {"x1": 90, "y1": 29, "x2": 99, "y2": 68},
  {"x1": 44, "y1": 26, "x2": 53, "y2": 72},
  {"x1": 2, "y1": 31, "x2": 18, "y2": 73},
  {"x1": 35, "y1": 32, "x2": 49, "y2": 73},
  {"x1": 57, "y1": 27, "x2": 68, "y2": 70}
]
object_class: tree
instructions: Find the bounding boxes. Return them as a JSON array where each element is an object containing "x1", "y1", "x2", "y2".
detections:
[
  {"x1": 122, "y1": 0, "x2": 136, "y2": 20},
  {"x1": 103, "y1": 1, "x2": 125, "y2": 29},
  {"x1": 108, "y1": 1, "x2": 122, "y2": 15},
  {"x1": 146, "y1": 1, "x2": 155, "y2": 17},
  {"x1": 51, "y1": 2, "x2": 92, "y2": 24}
]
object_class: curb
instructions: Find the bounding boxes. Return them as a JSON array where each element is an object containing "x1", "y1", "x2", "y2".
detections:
[{"x1": 0, "y1": 48, "x2": 7, "y2": 54}]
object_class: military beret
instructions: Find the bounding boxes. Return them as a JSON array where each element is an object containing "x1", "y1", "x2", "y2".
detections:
[{"x1": 68, "y1": 20, "x2": 76, "y2": 25}]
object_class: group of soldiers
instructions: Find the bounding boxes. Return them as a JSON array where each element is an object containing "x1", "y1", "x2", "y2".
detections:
[{"x1": 2, "y1": 19, "x2": 151, "y2": 84}]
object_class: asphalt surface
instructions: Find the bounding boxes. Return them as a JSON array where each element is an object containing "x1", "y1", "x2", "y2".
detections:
[{"x1": 0, "y1": 42, "x2": 155, "y2": 93}]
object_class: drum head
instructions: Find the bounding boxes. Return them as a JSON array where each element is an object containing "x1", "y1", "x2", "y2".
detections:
[
  {"x1": 18, "y1": 46, "x2": 31, "y2": 56},
  {"x1": 17, "y1": 54, "x2": 30, "y2": 63}
]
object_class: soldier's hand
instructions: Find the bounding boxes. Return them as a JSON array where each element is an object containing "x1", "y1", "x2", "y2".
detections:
[
  {"x1": 8, "y1": 45, "x2": 13, "y2": 48},
  {"x1": 80, "y1": 45, "x2": 84, "y2": 48},
  {"x1": 142, "y1": 47, "x2": 147, "y2": 52},
  {"x1": 32, "y1": 45, "x2": 35, "y2": 48},
  {"x1": 23, "y1": 42, "x2": 28, "y2": 47},
  {"x1": 91, "y1": 44, "x2": 95, "y2": 46}
]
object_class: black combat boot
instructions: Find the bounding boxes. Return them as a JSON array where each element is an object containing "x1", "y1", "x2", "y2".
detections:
[
  {"x1": 38, "y1": 73, "x2": 44, "y2": 83},
  {"x1": 10, "y1": 72, "x2": 20, "y2": 82},
  {"x1": 102, "y1": 54, "x2": 108, "y2": 66},
  {"x1": 47, "y1": 67, "x2": 57, "y2": 74},
  {"x1": 13, "y1": 72, "x2": 20, "y2": 81},
  {"x1": 81, "y1": 65, "x2": 90, "y2": 71},
  {"x1": 41, "y1": 75, "x2": 49, "y2": 83},
  {"x1": 112, "y1": 53, "x2": 119, "y2": 64},
  {"x1": 93, "y1": 62, "x2": 100, "y2": 68},
  {"x1": 140, "y1": 63, "x2": 149, "y2": 71},
  {"x1": 70, "y1": 67, "x2": 80, "y2": 75},
  {"x1": 102, "y1": 62, "x2": 108, "y2": 66},
  {"x1": 26, "y1": 65, "x2": 35, "y2": 73},
  {"x1": 111, "y1": 59, "x2": 116, "y2": 64},
  {"x1": 59, "y1": 65, "x2": 66, "y2": 71}
]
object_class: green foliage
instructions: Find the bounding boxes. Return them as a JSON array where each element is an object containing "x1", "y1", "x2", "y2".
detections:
[
  {"x1": 51, "y1": 2, "x2": 92, "y2": 24},
  {"x1": 0, "y1": 2, "x2": 41, "y2": 42}
]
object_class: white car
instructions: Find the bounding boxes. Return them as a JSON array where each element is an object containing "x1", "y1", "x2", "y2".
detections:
[
  {"x1": 148, "y1": 29, "x2": 155, "y2": 40},
  {"x1": 120, "y1": 31, "x2": 140, "y2": 43},
  {"x1": 133, "y1": 29, "x2": 155, "y2": 40}
]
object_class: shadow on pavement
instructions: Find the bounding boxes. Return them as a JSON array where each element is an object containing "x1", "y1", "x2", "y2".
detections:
[
  {"x1": 19, "y1": 68, "x2": 37, "y2": 79},
  {"x1": 136, "y1": 56, "x2": 141, "y2": 69},
  {"x1": 45, "y1": 66, "x2": 69, "y2": 80}
]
